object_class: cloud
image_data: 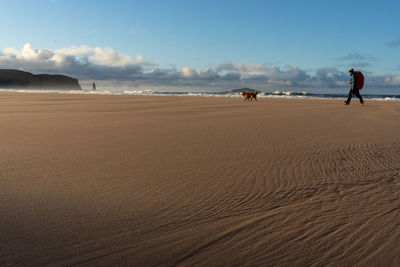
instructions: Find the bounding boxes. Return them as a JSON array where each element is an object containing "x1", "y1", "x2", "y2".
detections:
[
  {"x1": 1, "y1": 43, "x2": 399, "y2": 92},
  {"x1": 0, "y1": 43, "x2": 151, "y2": 80},
  {"x1": 181, "y1": 66, "x2": 198, "y2": 78},
  {"x1": 335, "y1": 52, "x2": 376, "y2": 71},
  {"x1": 368, "y1": 74, "x2": 400, "y2": 87},
  {"x1": 385, "y1": 37, "x2": 400, "y2": 48},
  {"x1": 383, "y1": 75, "x2": 400, "y2": 86},
  {"x1": 354, "y1": 62, "x2": 372, "y2": 67},
  {"x1": 217, "y1": 62, "x2": 309, "y2": 86},
  {"x1": 337, "y1": 52, "x2": 376, "y2": 63},
  {"x1": 310, "y1": 67, "x2": 400, "y2": 91},
  {"x1": 310, "y1": 67, "x2": 350, "y2": 88},
  {"x1": 56, "y1": 45, "x2": 147, "y2": 67}
]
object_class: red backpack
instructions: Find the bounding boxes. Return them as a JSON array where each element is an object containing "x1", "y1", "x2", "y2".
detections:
[{"x1": 355, "y1": 71, "x2": 364, "y2": 90}]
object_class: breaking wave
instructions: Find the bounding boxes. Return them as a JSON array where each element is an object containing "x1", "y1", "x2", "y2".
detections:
[{"x1": 0, "y1": 88, "x2": 399, "y2": 101}]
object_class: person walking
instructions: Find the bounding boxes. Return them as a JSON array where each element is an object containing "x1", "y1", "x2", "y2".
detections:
[{"x1": 344, "y1": 68, "x2": 364, "y2": 106}]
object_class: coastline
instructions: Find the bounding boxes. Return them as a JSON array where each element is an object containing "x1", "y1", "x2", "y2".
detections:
[
  {"x1": 1, "y1": 93, "x2": 400, "y2": 265},
  {"x1": 1, "y1": 88, "x2": 400, "y2": 102}
]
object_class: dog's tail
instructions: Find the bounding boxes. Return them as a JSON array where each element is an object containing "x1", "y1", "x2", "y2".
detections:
[{"x1": 254, "y1": 90, "x2": 257, "y2": 95}]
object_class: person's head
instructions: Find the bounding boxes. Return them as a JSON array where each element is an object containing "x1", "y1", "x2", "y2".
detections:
[{"x1": 349, "y1": 68, "x2": 355, "y2": 75}]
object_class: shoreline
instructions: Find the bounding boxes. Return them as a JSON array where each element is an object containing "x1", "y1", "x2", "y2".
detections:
[{"x1": 1, "y1": 89, "x2": 400, "y2": 102}]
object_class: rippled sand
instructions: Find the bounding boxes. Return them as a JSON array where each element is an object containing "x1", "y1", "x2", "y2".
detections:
[{"x1": 1, "y1": 93, "x2": 400, "y2": 266}]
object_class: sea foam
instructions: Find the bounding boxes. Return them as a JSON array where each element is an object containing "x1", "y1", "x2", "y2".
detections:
[{"x1": 0, "y1": 88, "x2": 399, "y2": 101}]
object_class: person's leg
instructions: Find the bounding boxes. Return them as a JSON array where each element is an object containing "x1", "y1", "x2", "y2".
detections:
[
  {"x1": 355, "y1": 90, "x2": 364, "y2": 104},
  {"x1": 345, "y1": 89, "x2": 353, "y2": 104}
]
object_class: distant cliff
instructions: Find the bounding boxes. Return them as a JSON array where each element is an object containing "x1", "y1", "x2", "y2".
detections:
[{"x1": 0, "y1": 69, "x2": 82, "y2": 90}]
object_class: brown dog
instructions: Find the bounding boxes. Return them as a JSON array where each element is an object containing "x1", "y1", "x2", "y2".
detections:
[{"x1": 241, "y1": 90, "x2": 257, "y2": 101}]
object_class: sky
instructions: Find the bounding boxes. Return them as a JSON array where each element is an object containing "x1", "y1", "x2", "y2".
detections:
[{"x1": 1, "y1": 0, "x2": 400, "y2": 93}]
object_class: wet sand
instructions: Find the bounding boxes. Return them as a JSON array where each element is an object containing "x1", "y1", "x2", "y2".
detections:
[{"x1": 1, "y1": 93, "x2": 400, "y2": 266}]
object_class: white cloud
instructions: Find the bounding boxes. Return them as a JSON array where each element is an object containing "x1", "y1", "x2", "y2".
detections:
[
  {"x1": 217, "y1": 62, "x2": 309, "y2": 86},
  {"x1": 383, "y1": 75, "x2": 400, "y2": 86},
  {"x1": 7, "y1": 43, "x2": 53, "y2": 61},
  {"x1": 1, "y1": 43, "x2": 150, "y2": 70},
  {"x1": 181, "y1": 66, "x2": 198, "y2": 78},
  {"x1": 1, "y1": 43, "x2": 399, "y2": 92},
  {"x1": 55, "y1": 45, "x2": 146, "y2": 67}
]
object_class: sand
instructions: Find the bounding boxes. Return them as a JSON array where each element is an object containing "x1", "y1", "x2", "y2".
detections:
[{"x1": 1, "y1": 92, "x2": 400, "y2": 266}]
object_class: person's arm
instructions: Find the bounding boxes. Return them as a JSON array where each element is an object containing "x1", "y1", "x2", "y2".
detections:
[{"x1": 350, "y1": 74, "x2": 355, "y2": 90}]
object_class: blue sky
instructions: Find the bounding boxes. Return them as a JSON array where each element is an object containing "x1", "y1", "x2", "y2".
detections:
[{"x1": 1, "y1": 0, "x2": 400, "y2": 92}]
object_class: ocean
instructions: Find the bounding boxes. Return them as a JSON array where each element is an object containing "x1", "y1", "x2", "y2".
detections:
[{"x1": 1, "y1": 88, "x2": 399, "y2": 101}]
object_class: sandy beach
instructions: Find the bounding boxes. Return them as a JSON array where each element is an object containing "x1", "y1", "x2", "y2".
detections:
[{"x1": 1, "y1": 92, "x2": 400, "y2": 266}]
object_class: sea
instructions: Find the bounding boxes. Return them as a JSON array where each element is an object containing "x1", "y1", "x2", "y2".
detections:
[{"x1": 0, "y1": 88, "x2": 399, "y2": 101}]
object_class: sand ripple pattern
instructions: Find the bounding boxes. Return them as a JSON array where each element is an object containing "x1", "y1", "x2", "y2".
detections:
[{"x1": 1, "y1": 95, "x2": 400, "y2": 266}]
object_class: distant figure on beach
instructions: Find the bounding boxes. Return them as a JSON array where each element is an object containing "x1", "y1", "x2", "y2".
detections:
[
  {"x1": 344, "y1": 68, "x2": 364, "y2": 106},
  {"x1": 92, "y1": 82, "x2": 96, "y2": 90}
]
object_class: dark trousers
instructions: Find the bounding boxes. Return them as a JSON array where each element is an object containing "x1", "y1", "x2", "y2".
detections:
[{"x1": 345, "y1": 88, "x2": 364, "y2": 104}]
